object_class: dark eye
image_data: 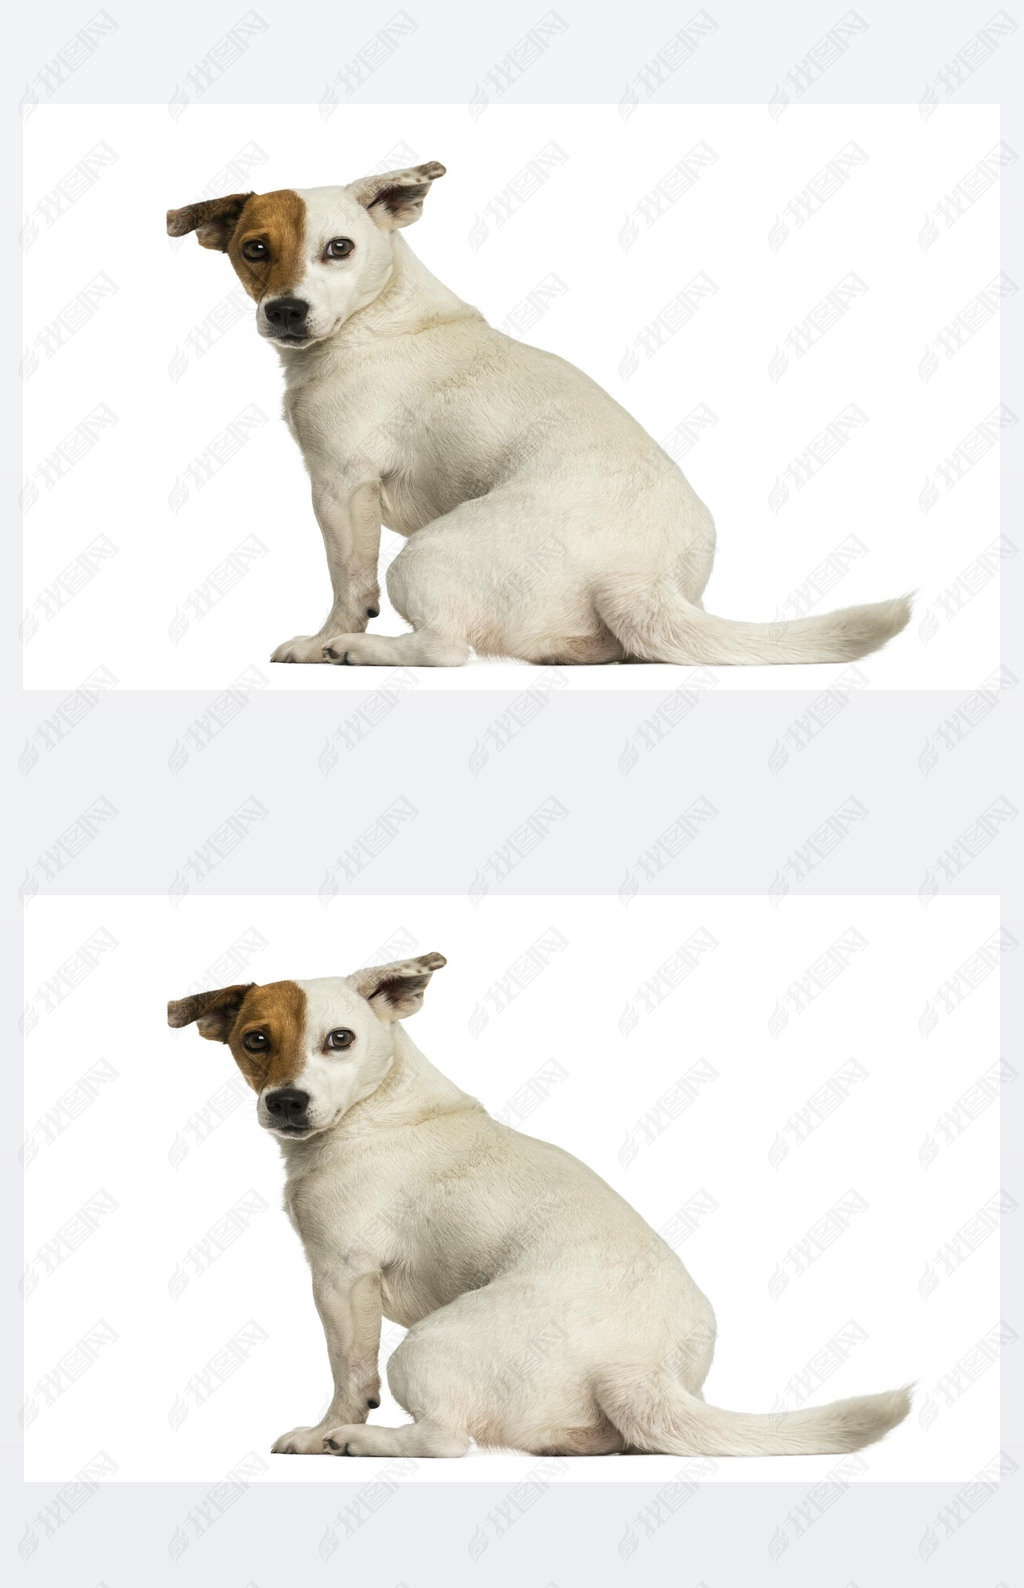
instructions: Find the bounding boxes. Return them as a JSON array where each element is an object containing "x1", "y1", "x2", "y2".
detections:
[
  {"x1": 326, "y1": 1028, "x2": 355, "y2": 1051},
  {"x1": 241, "y1": 239, "x2": 268, "y2": 261},
  {"x1": 242, "y1": 1030, "x2": 268, "y2": 1051},
  {"x1": 324, "y1": 238, "x2": 354, "y2": 260}
]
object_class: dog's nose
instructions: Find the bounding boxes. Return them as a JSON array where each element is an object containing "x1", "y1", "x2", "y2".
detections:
[
  {"x1": 265, "y1": 1087, "x2": 310, "y2": 1124},
  {"x1": 264, "y1": 297, "x2": 309, "y2": 333}
]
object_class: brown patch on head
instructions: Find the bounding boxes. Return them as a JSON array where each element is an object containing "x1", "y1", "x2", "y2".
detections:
[
  {"x1": 225, "y1": 190, "x2": 306, "y2": 301},
  {"x1": 168, "y1": 979, "x2": 308, "y2": 1094}
]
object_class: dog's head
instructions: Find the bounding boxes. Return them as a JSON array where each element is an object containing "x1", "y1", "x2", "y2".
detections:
[
  {"x1": 167, "y1": 952, "x2": 446, "y2": 1141},
  {"x1": 166, "y1": 162, "x2": 446, "y2": 349}
]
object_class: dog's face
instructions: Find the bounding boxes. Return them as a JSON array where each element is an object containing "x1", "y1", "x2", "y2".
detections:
[
  {"x1": 168, "y1": 953, "x2": 446, "y2": 1141},
  {"x1": 166, "y1": 162, "x2": 445, "y2": 349}
]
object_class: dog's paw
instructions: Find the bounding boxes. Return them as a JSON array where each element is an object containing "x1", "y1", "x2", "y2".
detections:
[
  {"x1": 270, "y1": 635, "x2": 332, "y2": 665},
  {"x1": 271, "y1": 1424, "x2": 333, "y2": 1454},
  {"x1": 323, "y1": 1423, "x2": 378, "y2": 1456},
  {"x1": 321, "y1": 634, "x2": 369, "y2": 665}
]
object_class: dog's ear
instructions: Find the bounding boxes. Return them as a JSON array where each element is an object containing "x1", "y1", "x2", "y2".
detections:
[
  {"x1": 167, "y1": 983, "x2": 254, "y2": 1041},
  {"x1": 350, "y1": 952, "x2": 446, "y2": 1021},
  {"x1": 349, "y1": 162, "x2": 446, "y2": 231},
  {"x1": 166, "y1": 193, "x2": 255, "y2": 251}
]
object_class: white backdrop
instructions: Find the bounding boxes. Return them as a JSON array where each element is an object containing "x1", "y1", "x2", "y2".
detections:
[
  {"x1": 23, "y1": 103, "x2": 1003, "y2": 691},
  {"x1": 23, "y1": 893, "x2": 1004, "y2": 1484}
]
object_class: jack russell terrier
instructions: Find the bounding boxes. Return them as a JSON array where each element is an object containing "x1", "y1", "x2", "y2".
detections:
[
  {"x1": 166, "y1": 163, "x2": 911, "y2": 670},
  {"x1": 167, "y1": 952, "x2": 911, "y2": 1459}
]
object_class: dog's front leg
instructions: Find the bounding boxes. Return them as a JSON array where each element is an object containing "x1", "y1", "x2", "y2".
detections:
[
  {"x1": 272, "y1": 1268, "x2": 382, "y2": 1454},
  {"x1": 271, "y1": 478, "x2": 383, "y2": 664}
]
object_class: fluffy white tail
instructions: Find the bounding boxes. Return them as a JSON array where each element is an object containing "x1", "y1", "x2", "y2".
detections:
[
  {"x1": 597, "y1": 1374, "x2": 912, "y2": 1457},
  {"x1": 596, "y1": 584, "x2": 911, "y2": 665}
]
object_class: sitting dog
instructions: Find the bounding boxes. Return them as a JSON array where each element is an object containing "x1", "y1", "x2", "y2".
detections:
[
  {"x1": 167, "y1": 952, "x2": 911, "y2": 1458},
  {"x1": 166, "y1": 164, "x2": 910, "y2": 669}
]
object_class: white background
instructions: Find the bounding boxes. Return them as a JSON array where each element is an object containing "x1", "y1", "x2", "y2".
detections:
[
  {"x1": 24, "y1": 893, "x2": 1003, "y2": 1483},
  {"x1": 23, "y1": 103, "x2": 1002, "y2": 692}
]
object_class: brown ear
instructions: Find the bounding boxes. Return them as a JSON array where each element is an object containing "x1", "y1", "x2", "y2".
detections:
[
  {"x1": 349, "y1": 162, "x2": 445, "y2": 230},
  {"x1": 167, "y1": 983, "x2": 254, "y2": 1041},
  {"x1": 166, "y1": 192, "x2": 255, "y2": 251},
  {"x1": 350, "y1": 952, "x2": 446, "y2": 1021}
]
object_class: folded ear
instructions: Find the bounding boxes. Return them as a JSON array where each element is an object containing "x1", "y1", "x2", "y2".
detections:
[
  {"x1": 166, "y1": 192, "x2": 255, "y2": 251},
  {"x1": 349, "y1": 161, "x2": 446, "y2": 230},
  {"x1": 350, "y1": 952, "x2": 446, "y2": 1021},
  {"x1": 167, "y1": 983, "x2": 254, "y2": 1041}
]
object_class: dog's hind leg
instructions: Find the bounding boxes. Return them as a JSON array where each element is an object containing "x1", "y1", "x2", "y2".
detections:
[{"x1": 323, "y1": 1418, "x2": 471, "y2": 1458}]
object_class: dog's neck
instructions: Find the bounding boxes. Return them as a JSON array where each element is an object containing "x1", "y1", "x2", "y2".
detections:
[
  {"x1": 277, "y1": 234, "x2": 482, "y2": 381},
  {"x1": 277, "y1": 1023, "x2": 482, "y2": 1168}
]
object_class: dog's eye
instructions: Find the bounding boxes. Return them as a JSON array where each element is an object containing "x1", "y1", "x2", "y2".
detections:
[
  {"x1": 324, "y1": 238, "x2": 354, "y2": 260},
  {"x1": 241, "y1": 239, "x2": 268, "y2": 262},
  {"x1": 326, "y1": 1028, "x2": 355, "y2": 1050},
  {"x1": 242, "y1": 1030, "x2": 268, "y2": 1051}
]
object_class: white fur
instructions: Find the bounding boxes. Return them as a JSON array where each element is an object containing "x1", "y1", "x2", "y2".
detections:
[
  {"x1": 250, "y1": 959, "x2": 911, "y2": 1460},
  {"x1": 250, "y1": 169, "x2": 911, "y2": 669}
]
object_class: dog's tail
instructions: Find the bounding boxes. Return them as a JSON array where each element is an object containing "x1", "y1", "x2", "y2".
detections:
[
  {"x1": 596, "y1": 1371, "x2": 911, "y2": 1457},
  {"x1": 595, "y1": 579, "x2": 911, "y2": 665}
]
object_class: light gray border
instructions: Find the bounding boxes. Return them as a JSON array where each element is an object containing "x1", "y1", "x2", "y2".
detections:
[{"x1": 5, "y1": 2, "x2": 1020, "y2": 1582}]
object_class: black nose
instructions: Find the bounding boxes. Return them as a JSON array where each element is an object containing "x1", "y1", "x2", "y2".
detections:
[
  {"x1": 265, "y1": 1087, "x2": 310, "y2": 1124},
  {"x1": 265, "y1": 297, "x2": 309, "y2": 332}
]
